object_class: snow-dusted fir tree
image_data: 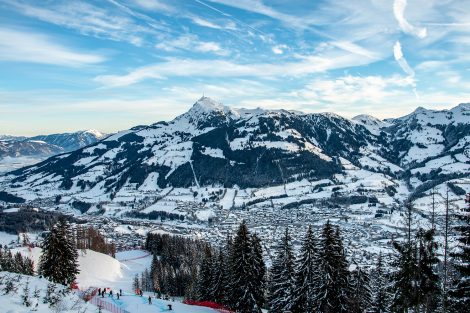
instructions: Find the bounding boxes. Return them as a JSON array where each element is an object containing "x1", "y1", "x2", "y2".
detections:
[
  {"x1": 371, "y1": 253, "x2": 390, "y2": 313},
  {"x1": 39, "y1": 219, "x2": 79, "y2": 286},
  {"x1": 391, "y1": 202, "x2": 418, "y2": 312},
  {"x1": 268, "y1": 227, "x2": 296, "y2": 313},
  {"x1": 291, "y1": 225, "x2": 318, "y2": 313},
  {"x1": 415, "y1": 228, "x2": 440, "y2": 311},
  {"x1": 228, "y1": 221, "x2": 263, "y2": 313},
  {"x1": 449, "y1": 193, "x2": 470, "y2": 312},
  {"x1": 250, "y1": 233, "x2": 266, "y2": 309},
  {"x1": 209, "y1": 248, "x2": 229, "y2": 304},
  {"x1": 349, "y1": 262, "x2": 373, "y2": 313},
  {"x1": 314, "y1": 221, "x2": 351, "y2": 313},
  {"x1": 196, "y1": 245, "x2": 214, "y2": 301}
]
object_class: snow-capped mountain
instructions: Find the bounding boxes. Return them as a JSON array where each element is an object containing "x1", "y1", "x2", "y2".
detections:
[
  {"x1": 0, "y1": 130, "x2": 107, "y2": 173},
  {"x1": 0, "y1": 98, "x2": 468, "y2": 218}
]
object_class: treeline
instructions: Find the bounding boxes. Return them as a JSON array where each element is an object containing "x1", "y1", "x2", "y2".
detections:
[
  {"x1": 0, "y1": 208, "x2": 76, "y2": 234},
  {"x1": 145, "y1": 233, "x2": 210, "y2": 297},
  {"x1": 194, "y1": 208, "x2": 469, "y2": 313},
  {"x1": 0, "y1": 245, "x2": 35, "y2": 275},
  {"x1": 75, "y1": 226, "x2": 116, "y2": 257},
  {"x1": 126, "y1": 210, "x2": 185, "y2": 221}
]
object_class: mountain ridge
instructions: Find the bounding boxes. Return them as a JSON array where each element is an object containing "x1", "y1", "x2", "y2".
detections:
[{"x1": 0, "y1": 98, "x2": 468, "y2": 219}]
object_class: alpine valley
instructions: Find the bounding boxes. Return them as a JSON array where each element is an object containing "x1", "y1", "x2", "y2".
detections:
[{"x1": 1, "y1": 97, "x2": 469, "y2": 263}]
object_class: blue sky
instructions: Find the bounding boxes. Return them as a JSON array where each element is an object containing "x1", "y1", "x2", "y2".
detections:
[{"x1": 0, "y1": 0, "x2": 469, "y2": 135}]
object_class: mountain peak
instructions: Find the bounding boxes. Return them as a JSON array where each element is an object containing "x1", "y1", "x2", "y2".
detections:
[{"x1": 192, "y1": 96, "x2": 227, "y2": 113}]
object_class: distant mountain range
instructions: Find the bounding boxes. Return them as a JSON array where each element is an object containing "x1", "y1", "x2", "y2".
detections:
[
  {"x1": 0, "y1": 130, "x2": 107, "y2": 173},
  {"x1": 0, "y1": 97, "x2": 468, "y2": 213}
]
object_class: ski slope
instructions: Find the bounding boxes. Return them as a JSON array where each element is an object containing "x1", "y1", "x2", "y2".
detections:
[{"x1": 9, "y1": 247, "x2": 218, "y2": 313}]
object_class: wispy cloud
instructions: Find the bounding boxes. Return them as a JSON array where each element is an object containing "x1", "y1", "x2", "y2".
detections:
[
  {"x1": 0, "y1": 28, "x2": 105, "y2": 67},
  {"x1": 393, "y1": 0, "x2": 427, "y2": 38},
  {"x1": 393, "y1": 41, "x2": 415, "y2": 77},
  {"x1": 131, "y1": 0, "x2": 174, "y2": 12},
  {"x1": 155, "y1": 34, "x2": 228, "y2": 55},
  {"x1": 5, "y1": 0, "x2": 167, "y2": 46},
  {"x1": 94, "y1": 51, "x2": 376, "y2": 87}
]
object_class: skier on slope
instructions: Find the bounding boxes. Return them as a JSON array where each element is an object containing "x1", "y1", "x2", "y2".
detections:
[{"x1": 148, "y1": 296, "x2": 152, "y2": 304}]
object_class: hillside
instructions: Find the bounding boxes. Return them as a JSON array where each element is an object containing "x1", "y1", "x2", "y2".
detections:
[
  {"x1": 0, "y1": 98, "x2": 468, "y2": 264},
  {"x1": 0, "y1": 130, "x2": 106, "y2": 173}
]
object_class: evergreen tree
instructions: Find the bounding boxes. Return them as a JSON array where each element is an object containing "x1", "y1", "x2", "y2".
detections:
[
  {"x1": 415, "y1": 228, "x2": 440, "y2": 311},
  {"x1": 291, "y1": 225, "x2": 318, "y2": 313},
  {"x1": 196, "y1": 245, "x2": 214, "y2": 301},
  {"x1": 314, "y1": 221, "x2": 351, "y2": 313},
  {"x1": 349, "y1": 263, "x2": 373, "y2": 313},
  {"x1": 449, "y1": 192, "x2": 470, "y2": 312},
  {"x1": 228, "y1": 221, "x2": 263, "y2": 313},
  {"x1": 133, "y1": 274, "x2": 140, "y2": 291},
  {"x1": 39, "y1": 219, "x2": 79, "y2": 286},
  {"x1": 268, "y1": 227, "x2": 296, "y2": 313},
  {"x1": 250, "y1": 233, "x2": 266, "y2": 309},
  {"x1": 371, "y1": 253, "x2": 390, "y2": 313},
  {"x1": 391, "y1": 202, "x2": 419, "y2": 312},
  {"x1": 209, "y1": 248, "x2": 229, "y2": 304}
]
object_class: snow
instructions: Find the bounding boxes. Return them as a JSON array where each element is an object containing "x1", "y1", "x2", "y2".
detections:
[
  {"x1": 0, "y1": 231, "x2": 18, "y2": 246},
  {"x1": 201, "y1": 147, "x2": 225, "y2": 159},
  {"x1": 0, "y1": 272, "x2": 94, "y2": 313}
]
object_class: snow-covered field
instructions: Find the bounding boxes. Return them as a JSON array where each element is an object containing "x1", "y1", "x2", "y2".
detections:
[{"x1": 1, "y1": 248, "x2": 218, "y2": 313}]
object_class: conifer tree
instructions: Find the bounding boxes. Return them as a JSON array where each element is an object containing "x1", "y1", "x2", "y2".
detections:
[
  {"x1": 268, "y1": 227, "x2": 296, "y2": 313},
  {"x1": 39, "y1": 219, "x2": 79, "y2": 286},
  {"x1": 196, "y1": 245, "x2": 214, "y2": 301},
  {"x1": 291, "y1": 225, "x2": 318, "y2": 313},
  {"x1": 314, "y1": 221, "x2": 351, "y2": 313},
  {"x1": 449, "y1": 192, "x2": 470, "y2": 312},
  {"x1": 228, "y1": 221, "x2": 263, "y2": 313},
  {"x1": 371, "y1": 253, "x2": 390, "y2": 313},
  {"x1": 349, "y1": 263, "x2": 373, "y2": 313},
  {"x1": 250, "y1": 233, "x2": 266, "y2": 309},
  {"x1": 391, "y1": 202, "x2": 418, "y2": 312},
  {"x1": 210, "y1": 248, "x2": 229, "y2": 304},
  {"x1": 415, "y1": 228, "x2": 440, "y2": 311}
]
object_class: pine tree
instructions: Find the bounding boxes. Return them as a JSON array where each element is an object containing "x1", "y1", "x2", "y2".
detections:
[
  {"x1": 391, "y1": 202, "x2": 419, "y2": 312},
  {"x1": 268, "y1": 227, "x2": 296, "y2": 313},
  {"x1": 196, "y1": 245, "x2": 214, "y2": 301},
  {"x1": 228, "y1": 221, "x2": 263, "y2": 313},
  {"x1": 22, "y1": 279, "x2": 31, "y2": 307},
  {"x1": 371, "y1": 253, "x2": 390, "y2": 313},
  {"x1": 39, "y1": 219, "x2": 79, "y2": 286},
  {"x1": 415, "y1": 228, "x2": 440, "y2": 311},
  {"x1": 291, "y1": 225, "x2": 318, "y2": 313},
  {"x1": 209, "y1": 248, "x2": 229, "y2": 304},
  {"x1": 349, "y1": 263, "x2": 373, "y2": 313},
  {"x1": 133, "y1": 274, "x2": 140, "y2": 292},
  {"x1": 250, "y1": 233, "x2": 266, "y2": 309},
  {"x1": 314, "y1": 221, "x2": 351, "y2": 313},
  {"x1": 449, "y1": 192, "x2": 470, "y2": 312}
]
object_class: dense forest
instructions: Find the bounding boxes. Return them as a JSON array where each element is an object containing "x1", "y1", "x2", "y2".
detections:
[{"x1": 139, "y1": 194, "x2": 470, "y2": 313}]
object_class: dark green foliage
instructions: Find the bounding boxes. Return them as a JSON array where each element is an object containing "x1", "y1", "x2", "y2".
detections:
[
  {"x1": 449, "y1": 193, "x2": 470, "y2": 311},
  {"x1": 228, "y1": 221, "x2": 265, "y2": 313},
  {"x1": 291, "y1": 226, "x2": 318, "y2": 313},
  {"x1": 71, "y1": 201, "x2": 91, "y2": 214},
  {"x1": 39, "y1": 219, "x2": 79, "y2": 287},
  {"x1": 147, "y1": 233, "x2": 209, "y2": 298},
  {"x1": 269, "y1": 228, "x2": 296, "y2": 313},
  {"x1": 209, "y1": 248, "x2": 229, "y2": 304},
  {"x1": 349, "y1": 264, "x2": 373, "y2": 313},
  {"x1": 0, "y1": 246, "x2": 34, "y2": 275},
  {"x1": 314, "y1": 222, "x2": 351, "y2": 313},
  {"x1": 371, "y1": 253, "x2": 391, "y2": 313},
  {"x1": 0, "y1": 208, "x2": 76, "y2": 234},
  {"x1": 0, "y1": 191, "x2": 25, "y2": 203},
  {"x1": 126, "y1": 210, "x2": 185, "y2": 221},
  {"x1": 196, "y1": 246, "x2": 214, "y2": 301}
]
